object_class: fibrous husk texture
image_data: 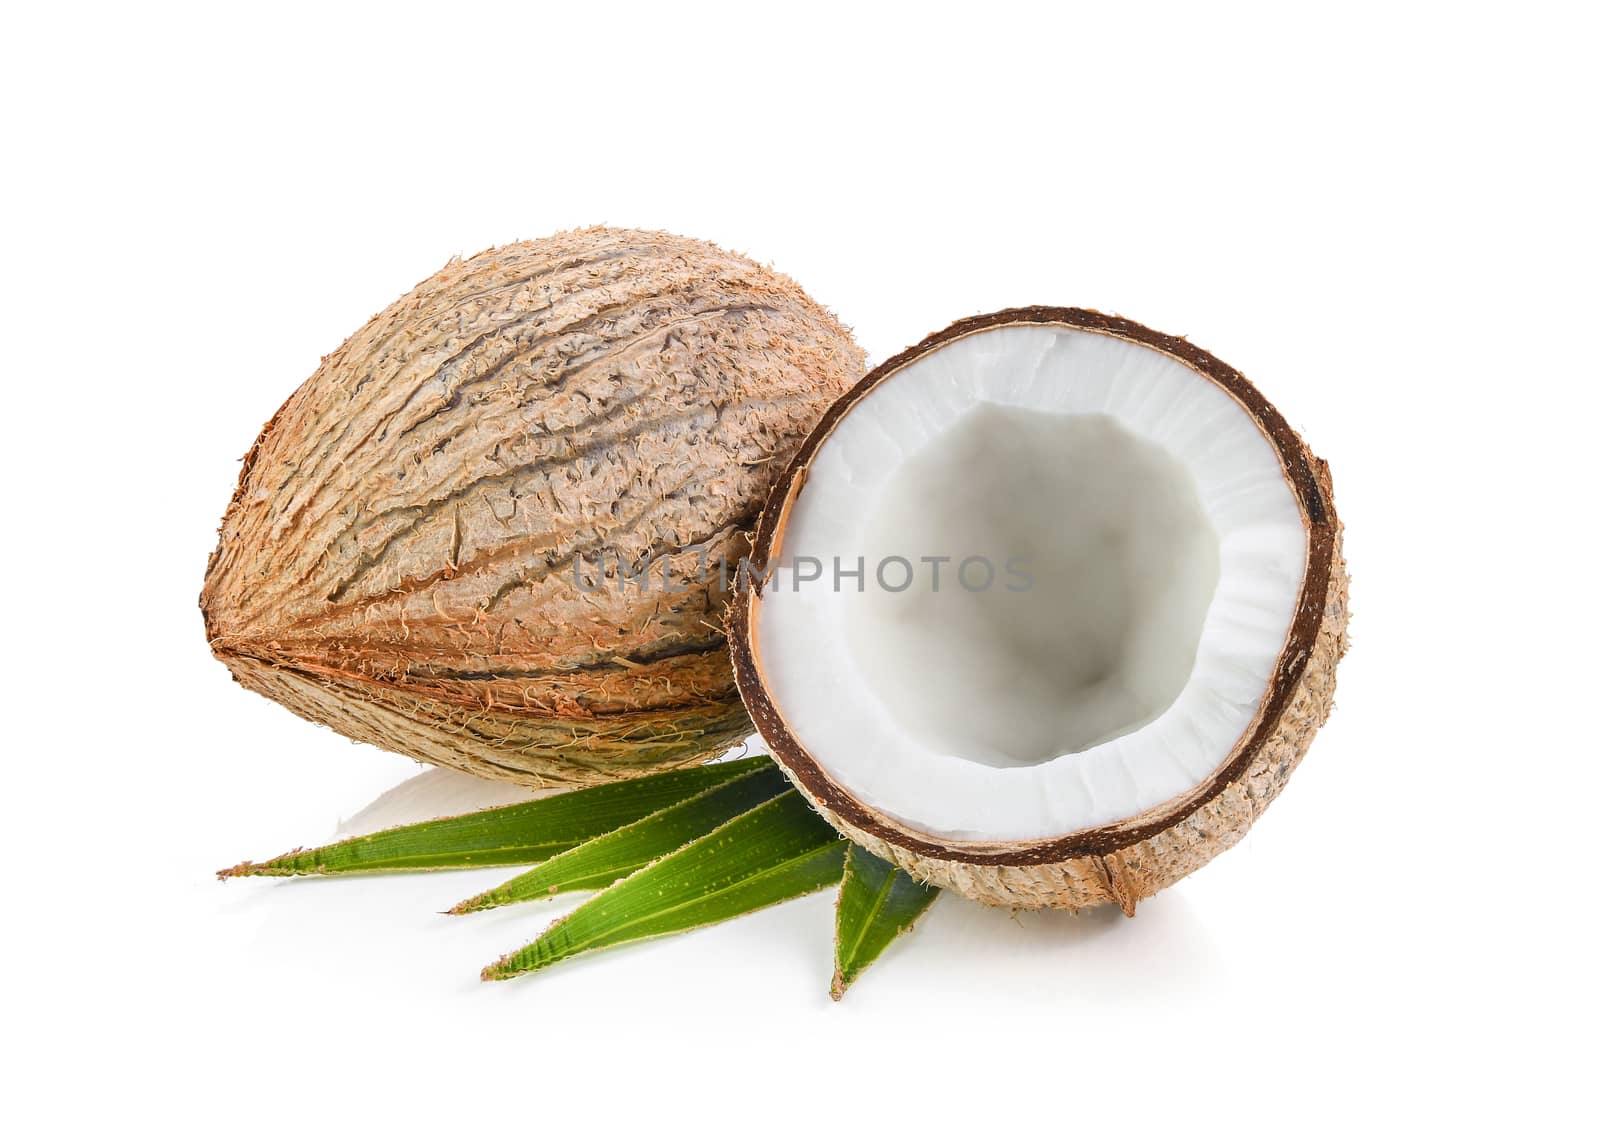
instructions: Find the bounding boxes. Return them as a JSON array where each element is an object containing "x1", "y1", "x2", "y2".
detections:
[{"x1": 202, "y1": 228, "x2": 864, "y2": 786}]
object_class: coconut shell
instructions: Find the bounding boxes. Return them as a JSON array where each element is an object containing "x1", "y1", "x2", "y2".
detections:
[
  {"x1": 202, "y1": 228, "x2": 864, "y2": 786},
  {"x1": 729, "y1": 308, "x2": 1349, "y2": 912}
]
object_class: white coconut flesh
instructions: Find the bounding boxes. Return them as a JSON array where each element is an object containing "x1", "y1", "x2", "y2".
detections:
[{"x1": 754, "y1": 324, "x2": 1308, "y2": 843}]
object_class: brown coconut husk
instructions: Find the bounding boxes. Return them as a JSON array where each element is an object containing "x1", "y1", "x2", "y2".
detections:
[{"x1": 202, "y1": 228, "x2": 864, "y2": 786}]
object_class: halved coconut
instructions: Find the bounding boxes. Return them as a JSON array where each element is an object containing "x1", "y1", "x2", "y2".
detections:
[{"x1": 729, "y1": 308, "x2": 1347, "y2": 912}]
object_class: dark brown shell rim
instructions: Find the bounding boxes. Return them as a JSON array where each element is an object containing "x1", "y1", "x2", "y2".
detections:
[{"x1": 728, "y1": 306, "x2": 1338, "y2": 864}]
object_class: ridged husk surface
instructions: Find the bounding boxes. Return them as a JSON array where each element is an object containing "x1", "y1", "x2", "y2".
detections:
[
  {"x1": 203, "y1": 228, "x2": 863, "y2": 786},
  {"x1": 730, "y1": 308, "x2": 1349, "y2": 912}
]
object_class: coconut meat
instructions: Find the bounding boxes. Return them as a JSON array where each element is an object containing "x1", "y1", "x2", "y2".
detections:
[{"x1": 755, "y1": 324, "x2": 1308, "y2": 842}]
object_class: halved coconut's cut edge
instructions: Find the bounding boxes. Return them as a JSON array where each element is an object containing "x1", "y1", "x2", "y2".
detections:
[{"x1": 728, "y1": 307, "x2": 1348, "y2": 911}]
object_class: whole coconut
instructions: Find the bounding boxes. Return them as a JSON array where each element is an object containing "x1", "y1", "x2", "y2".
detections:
[{"x1": 202, "y1": 228, "x2": 864, "y2": 785}]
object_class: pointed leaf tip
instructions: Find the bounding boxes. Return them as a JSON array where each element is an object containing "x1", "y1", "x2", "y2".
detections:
[
  {"x1": 831, "y1": 845, "x2": 939, "y2": 999},
  {"x1": 219, "y1": 757, "x2": 776, "y2": 878}
]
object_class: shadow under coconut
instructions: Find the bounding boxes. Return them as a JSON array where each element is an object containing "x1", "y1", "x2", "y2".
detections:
[
  {"x1": 228, "y1": 752, "x2": 1230, "y2": 1004},
  {"x1": 886, "y1": 886, "x2": 1232, "y2": 1008},
  {"x1": 334, "y1": 765, "x2": 551, "y2": 837},
  {"x1": 330, "y1": 762, "x2": 1233, "y2": 970},
  {"x1": 333, "y1": 738, "x2": 768, "y2": 837}
]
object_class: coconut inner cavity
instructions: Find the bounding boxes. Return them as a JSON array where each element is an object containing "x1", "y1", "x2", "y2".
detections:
[{"x1": 846, "y1": 405, "x2": 1219, "y2": 768}]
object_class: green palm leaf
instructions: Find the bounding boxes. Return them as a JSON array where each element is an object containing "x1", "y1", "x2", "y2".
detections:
[
  {"x1": 217, "y1": 756, "x2": 772, "y2": 878},
  {"x1": 831, "y1": 845, "x2": 940, "y2": 999},
  {"x1": 482, "y1": 790, "x2": 846, "y2": 980},
  {"x1": 450, "y1": 764, "x2": 791, "y2": 912}
]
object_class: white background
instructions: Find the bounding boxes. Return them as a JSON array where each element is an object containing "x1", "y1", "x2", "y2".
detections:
[{"x1": 4, "y1": 3, "x2": 1596, "y2": 1136}]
